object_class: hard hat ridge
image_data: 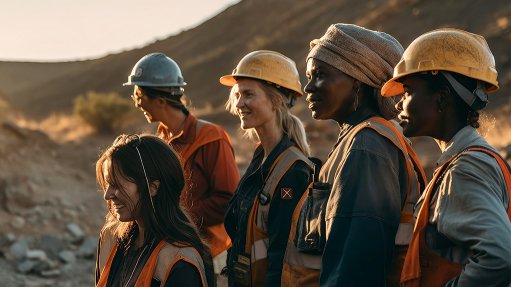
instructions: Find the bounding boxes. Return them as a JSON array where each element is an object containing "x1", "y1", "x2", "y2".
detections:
[{"x1": 124, "y1": 53, "x2": 187, "y2": 88}]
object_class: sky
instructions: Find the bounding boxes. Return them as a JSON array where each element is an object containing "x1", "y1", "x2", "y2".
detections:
[{"x1": 0, "y1": 0, "x2": 239, "y2": 62}]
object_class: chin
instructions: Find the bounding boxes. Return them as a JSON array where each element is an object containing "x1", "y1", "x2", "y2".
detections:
[
  {"x1": 311, "y1": 110, "x2": 328, "y2": 120},
  {"x1": 402, "y1": 126, "x2": 418, "y2": 138},
  {"x1": 240, "y1": 121, "x2": 253, "y2": 130}
]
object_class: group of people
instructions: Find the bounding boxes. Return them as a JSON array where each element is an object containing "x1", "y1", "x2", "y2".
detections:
[{"x1": 94, "y1": 23, "x2": 511, "y2": 287}]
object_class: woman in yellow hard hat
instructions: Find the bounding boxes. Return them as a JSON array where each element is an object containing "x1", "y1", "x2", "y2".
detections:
[
  {"x1": 220, "y1": 50, "x2": 315, "y2": 287},
  {"x1": 297, "y1": 23, "x2": 426, "y2": 287},
  {"x1": 382, "y1": 28, "x2": 511, "y2": 287}
]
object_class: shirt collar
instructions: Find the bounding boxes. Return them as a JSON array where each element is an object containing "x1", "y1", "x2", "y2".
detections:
[
  {"x1": 157, "y1": 113, "x2": 198, "y2": 144},
  {"x1": 436, "y1": 125, "x2": 487, "y2": 166}
]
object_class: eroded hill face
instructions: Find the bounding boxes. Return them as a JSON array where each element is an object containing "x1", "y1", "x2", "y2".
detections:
[{"x1": 0, "y1": 0, "x2": 509, "y2": 119}]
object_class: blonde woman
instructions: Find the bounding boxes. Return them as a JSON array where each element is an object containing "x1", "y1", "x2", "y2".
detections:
[{"x1": 220, "y1": 50, "x2": 314, "y2": 287}]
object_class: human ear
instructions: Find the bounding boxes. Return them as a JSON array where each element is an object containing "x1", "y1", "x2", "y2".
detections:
[{"x1": 149, "y1": 180, "x2": 160, "y2": 197}]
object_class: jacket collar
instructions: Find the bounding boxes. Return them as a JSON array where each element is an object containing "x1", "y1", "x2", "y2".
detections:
[
  {"x1": 253, "y1": 133, "x2": 295, "y2": 176},
  {"x1": 436, "y1": 125, "x2": 489, "y2": 166},
  {"x1": 338, "y1": 105, "x2": 380, "y2": 139},
  {"x1": 157, "y1": 113, "x2": 197, "y2": 144}
]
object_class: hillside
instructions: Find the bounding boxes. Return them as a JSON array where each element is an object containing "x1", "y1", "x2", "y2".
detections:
[{"x1": 0, "y1": 0, "x2": 509, "y2": 119}]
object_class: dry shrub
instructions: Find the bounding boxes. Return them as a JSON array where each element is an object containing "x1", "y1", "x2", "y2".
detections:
[
  {"x1": 74, "y1": 91, "x2": 132, "y2": 134},
  {"x1": 0, "y1": 97, "x2": 11, "y2": 119}
]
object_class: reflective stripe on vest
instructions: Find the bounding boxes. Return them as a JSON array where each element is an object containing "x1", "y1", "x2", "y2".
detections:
[
  {"x1": 283, "y1": 186, "x2": 322, "y2": 269},
  {"x1": 367, "y1": 118, "x2": 426, "y2": 245},
  {"x1": 96, "y1": 239, "x2": 208, "y2": 287},
  {"x1": 401, "y1": 146, "x2": 511, "y2": 287},
  {"x1": 245, "y1": 146, "x2": 313, "y2": 286}
]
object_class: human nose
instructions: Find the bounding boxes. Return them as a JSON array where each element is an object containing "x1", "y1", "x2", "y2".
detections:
[
  {"x1": 235, "y1": 95, "x2": 244, "y2": 109},
  {"x1": 303, "y1": 78, "x2": 315, "y2": 96},
  {"x1": 104, "y1": 185, "x2": 116, "y2": 201}
]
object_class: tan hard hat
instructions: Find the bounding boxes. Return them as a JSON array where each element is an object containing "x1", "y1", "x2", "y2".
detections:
[
  {"x1": 219, "y1": 50, "x2": 303, "y2": 97},
  {"x1": 381, "y1": 28, "x2": 499, "y2": 97}
]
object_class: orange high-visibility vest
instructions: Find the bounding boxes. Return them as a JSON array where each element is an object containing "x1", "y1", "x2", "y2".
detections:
[
  {"x1": 179, "y1": 119, "x2": 233, "y2": 258},
  {"x1": 401, "y1": 147, "x2": 511, "y2": 287},
  {"x1": 281, "y1": 117, "x2": 426, "y2": 287},
  {"x1": 245, "y1": 146, "x2": 313, "y2": 287},
  {"x1": 96, "y1": 235, "x2": 208, "y2": 287}
]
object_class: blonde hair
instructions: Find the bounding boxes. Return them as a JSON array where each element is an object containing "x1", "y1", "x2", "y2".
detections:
[{"x1": 226, "y1": 80, "x2": 310, "y2": 156}]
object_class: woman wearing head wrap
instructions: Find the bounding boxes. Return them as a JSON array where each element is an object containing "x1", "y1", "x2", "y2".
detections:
[
  {"x1": 296, "y1": 24, "x2": 426, "y2": 286},
  {"x1": 382, "y1": 28, "x2": 511, "y2": 287}
]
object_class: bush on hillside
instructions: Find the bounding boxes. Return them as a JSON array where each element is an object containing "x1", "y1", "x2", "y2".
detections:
[
  {"x1": 0, "y1": 97, "x2": 9, "y2": 119},
  {"x1": 73, "y1": 91, "x2": 132, "y2": 134}
]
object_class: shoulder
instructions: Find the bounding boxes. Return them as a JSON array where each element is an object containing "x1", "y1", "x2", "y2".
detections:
[
  {"x1": 164, "y1": 260, "x2": 203, "y2": 286},
  {"x1": 196, "y1": 119, "x2": 232, "y2": 144},
  {"x1": 274, "y1": 146, "x2": 312, "y2": 176},
  {"x1": 97, "y1": 225, "x2": 117, "y2": 274},
  {"x1": 154, "y1": 244, "x2": 203, "y2": 283},
  {"x1": 447, "y1": 148, "x2": 507, "y2": 190},
  {"x1": 349, "y1": 128, "x2": 400, "y2": 158}
]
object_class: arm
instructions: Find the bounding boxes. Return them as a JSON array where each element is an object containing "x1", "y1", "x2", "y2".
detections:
[
  {"x1": 164, "y1": 260, "x2": 203, "y2": 287},
  {"x1": 188, "y1": 139, "x2": 240, "y2": 227},
  {"x1": 265, "y1": 160, "x2": 311, "y2": 287},
  {"x1": 320, "y1": 132, "x2": 403, "y2": 287},
  {"x1": 437, "y1": 153, "x2": 511, "y2": 287}
]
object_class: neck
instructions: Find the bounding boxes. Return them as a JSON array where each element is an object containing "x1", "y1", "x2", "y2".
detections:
[
  {"x1": 256, "y1": 121, "x2": 283, "y2": 157},
  {"x1": 434, "y1": 122, "x2": 467, "y2": 152},
  {"x1": 159, "y1": 108, "x2": 186, "y2": 136},
  {"x1": 135, "y1": 221, "x2": 145, "y2": 248}
]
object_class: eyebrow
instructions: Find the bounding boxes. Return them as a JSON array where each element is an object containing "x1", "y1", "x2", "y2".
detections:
[{"x1": 236, "y1": 87, "x2": 254, "y2": 94}]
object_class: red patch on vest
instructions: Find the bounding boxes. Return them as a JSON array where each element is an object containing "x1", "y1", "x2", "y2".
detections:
[{"x1": 281, "y1": 187, "x2": 293, "y2": 200}]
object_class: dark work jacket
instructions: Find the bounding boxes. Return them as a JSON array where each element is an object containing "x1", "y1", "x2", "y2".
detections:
[
  {"x1": 320, "y1": 106, "x2": 410, "y2": 287},
  {"x1": 224, "y1": 134, "x2": 311, "y2": 287}
]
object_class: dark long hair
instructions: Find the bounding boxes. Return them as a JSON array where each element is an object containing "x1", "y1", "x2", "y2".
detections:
[{"x1": 96, "y1": 134, "x2": 215, "y2": 286}]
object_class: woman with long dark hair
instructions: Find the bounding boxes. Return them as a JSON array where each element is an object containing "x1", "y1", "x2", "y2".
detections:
[{"x1": 95, "y1": 134, "x2": 215, "y2": 287}]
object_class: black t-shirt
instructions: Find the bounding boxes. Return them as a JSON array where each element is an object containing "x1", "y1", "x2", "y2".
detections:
[{"x1": 96, "y1": 240, "x2": 202, "y2": 287}]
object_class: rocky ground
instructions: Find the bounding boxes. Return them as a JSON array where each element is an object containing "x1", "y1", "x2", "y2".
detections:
[
  {"x1": 0, "y1": 121, "x2": 105, "y2": 286},
  {"x1": 0, "y1": 110, "x2": 509, "y2": 286}
]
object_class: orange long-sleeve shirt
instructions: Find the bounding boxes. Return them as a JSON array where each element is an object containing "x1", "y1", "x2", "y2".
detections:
[{"x1": 158, "y1": 113, "x2": 240, "y2": 227}]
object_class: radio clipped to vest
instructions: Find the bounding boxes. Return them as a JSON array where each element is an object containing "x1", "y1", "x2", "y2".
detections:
[
  {"x1": 233, "y1": 254, "x2": 252, "y2": 286},
  {"x1": 293, "y1": 158, "x2": 329, "y2": 255}
]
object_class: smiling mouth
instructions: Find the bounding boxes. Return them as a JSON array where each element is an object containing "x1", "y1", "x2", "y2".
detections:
[
  {"x1": 308, "y1": 100, "x2": 321, "y2": 110},
  {"x1": 112, "y1": 203, "x2": 126, "y2": 210}
]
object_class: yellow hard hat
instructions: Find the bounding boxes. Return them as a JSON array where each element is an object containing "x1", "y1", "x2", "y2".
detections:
[
  {"x1": 381, "y1": 28, "x2": 499, "y2": 97},
  {"x1": 219, "y1": 50, "x2": 303, "y2": 97}
]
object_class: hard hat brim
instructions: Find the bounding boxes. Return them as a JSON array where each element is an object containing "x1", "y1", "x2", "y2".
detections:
[
  {"x1": 123, "y1": 81, "x2": 187, "y2": 87},
  {"x1": 381, "y1": 68, "x2": 500, "y2": 97},
  {"x1": 219, "y1": 74, "x2": 304, "y2": 97},
  {"x1": 381, "y1": 75, "x2": 409, "y2": 97},
  {"x1": 218, "y1": 75, "x2": 237, "y2": 87}
]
